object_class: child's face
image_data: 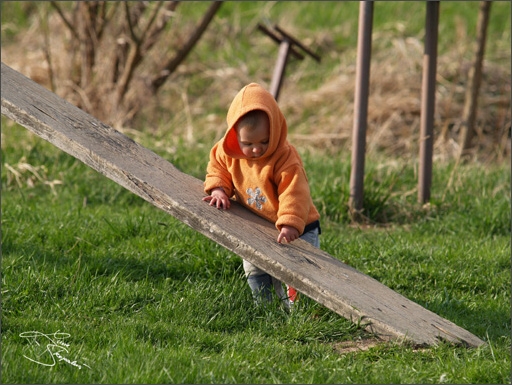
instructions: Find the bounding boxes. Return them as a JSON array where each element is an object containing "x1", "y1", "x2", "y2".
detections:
[{"x1": 237, "y1": 121, "x2": 270, "y2": 159}]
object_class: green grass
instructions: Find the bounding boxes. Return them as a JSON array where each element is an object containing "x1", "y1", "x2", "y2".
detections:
[
  {"x1": 1, "y1": 1, "x2": 511, "y2": 383},
  {"x1": 1, "y1": 121, "x2": 510, "y2": 384}
]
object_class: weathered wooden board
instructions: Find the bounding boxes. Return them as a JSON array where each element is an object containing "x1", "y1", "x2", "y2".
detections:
[{"x1": 1, "y1": 62, "x2": 484, "y2": 347}]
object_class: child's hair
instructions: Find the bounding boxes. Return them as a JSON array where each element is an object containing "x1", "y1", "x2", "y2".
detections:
[{"x1": 236, "y1": 110, "x2": 268, "y2": 132}]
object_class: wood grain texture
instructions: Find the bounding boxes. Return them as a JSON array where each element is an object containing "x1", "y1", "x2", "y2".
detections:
[{"x1": 1, "y1": 62, "x2": 484, "y2": 347}]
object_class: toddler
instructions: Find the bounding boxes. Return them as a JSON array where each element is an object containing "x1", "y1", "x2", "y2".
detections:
[{"x1": 203, "y1": 83, "x2": 320, "y2": 307}]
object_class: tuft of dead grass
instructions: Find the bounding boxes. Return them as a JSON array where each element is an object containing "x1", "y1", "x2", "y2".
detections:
[
  {"x1": 332, "y1": 337, "x2": 384, "y2": 355},
  {"x1": 3, "y1": 156, "x2": 63, "y2": 195}
]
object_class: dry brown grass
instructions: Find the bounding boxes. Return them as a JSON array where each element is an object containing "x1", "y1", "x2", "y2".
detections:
[
  {"x1": 2, "y1": 7, "x2": 510, "y2": 165},
  {"x1": 278, "y1": 34, "x2": 510, "y2": 165},
  {"x1": 3, "y1": 155, "x2": 63, "y2": 194},
  {"x1": 332, "y1": 337, "x2": 384, "y2": 355}
]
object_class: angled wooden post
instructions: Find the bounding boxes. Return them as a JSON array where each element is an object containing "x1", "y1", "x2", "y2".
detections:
[
  {"x1": 418, "y1": 1, "x2": 440, "y2": 204},
  {"x1": 349, "y1": 1, "x2": 374, "y2": 215},
  {"x1": 459, "y1": 0, "x2": 492, "y2": 158},
  {"x1": 258, "y1": 23, "x2": 320, "y2": 100},
  {"x1": 1, "y1": 62, "x2": 484, "y2": 348}
]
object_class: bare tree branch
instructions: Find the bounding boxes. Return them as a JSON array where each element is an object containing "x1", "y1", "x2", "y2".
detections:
[
  {"x1": 50, "y1": 1, "x2": 79, "y2": 40},
  {"x1": 104, "y1": 1, "x2": 120, "y2": 25},
  {"x1": 142, "y1": 2, "x2": 180, "y2": 55},
  {"x1": 140, "y1": 1, "x2": 164, "y2": 43},
  {"x1": 40, "y1": 4, "x2": 56, "y2": 92},
  {"x1": 124, "y1": 2, "x2": 141, "y2": 45},
  {"x1": 113, "y1": 41, "x2": 141, "y2": 111},
  {"x1": 150, "y1": 1, "x2": 223, "y2": 91},
  {"x1": 127, "y1": 2, "x2": 148, "y2": 33},
  {"x1": 47, "y1": 0, "x2": 221, "y2": 124},
  {"x1": 112, "y1": 1, "x2": 183, "y2": 111},
  {"x1": 96, "y1": 2, "x2": 120, "y2": 40}
]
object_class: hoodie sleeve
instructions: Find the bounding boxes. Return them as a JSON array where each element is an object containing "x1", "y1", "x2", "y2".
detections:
[
  {"x1": 274, "y1": 162, "x2": 313, "y2": 235},
  {"x1": 204, "y1": 141, "x2": 235, "y2": 197}
]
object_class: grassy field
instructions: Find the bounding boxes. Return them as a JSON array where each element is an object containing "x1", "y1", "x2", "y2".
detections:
[
  {"x1": 2, "y1": 119, "x2": 510, "y2": 384},
  {"x1": 1, "y1": 1, "x2": 511, "y2": 384}
]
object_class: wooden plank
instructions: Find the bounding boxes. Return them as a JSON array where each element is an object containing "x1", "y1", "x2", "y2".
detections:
[{"x1": 1, "y1": 62, "x2": 484, "y2": 348}]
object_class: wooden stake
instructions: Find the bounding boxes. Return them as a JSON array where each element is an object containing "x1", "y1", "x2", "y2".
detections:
[
  {"x1": 258, "y1": 23, "x2": 320, "y2": 100},
  {"x1": 349, "y1": 1, "x2": 373, "y2": 215},
  {"x1": 418, "y1": 1, "x2": 439, "y2": 204},
  {"x1": 459, "y1": 1, "x2": 492, "y2": 159}
]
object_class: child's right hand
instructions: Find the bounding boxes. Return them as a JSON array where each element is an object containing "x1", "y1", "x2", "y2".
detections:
[
  {"x1": 277, "y1": 225, "x2": 300, "y2": 244},
  {"x1": 202, "y1": 187, "x2": 231, "y2": 209}
]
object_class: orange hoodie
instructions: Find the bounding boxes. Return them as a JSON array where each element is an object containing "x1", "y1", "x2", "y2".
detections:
[{"x1": 204, "y1": 83, "x2": 320, "y2": 234}]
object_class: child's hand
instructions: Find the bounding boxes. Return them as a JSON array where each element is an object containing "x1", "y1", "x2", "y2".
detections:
[
  {"x1": 277, "y1": 225, "x2": 299, "y2": 244},
  {"x1": 202, "y1": 187, "x2": 231, "y2": 209}
]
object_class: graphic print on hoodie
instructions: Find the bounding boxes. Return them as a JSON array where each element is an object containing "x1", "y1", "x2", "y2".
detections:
[{"x1": 204, "y1": 83, "x2": 320, "y2": 235}]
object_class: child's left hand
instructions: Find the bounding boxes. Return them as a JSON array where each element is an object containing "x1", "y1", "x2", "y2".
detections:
[
  {"x1": 203, "y1": 187, "x2": 231, "y2": 209},
  {"x1": 277, "y1": 225, "x2": 299, "y2": 244}
]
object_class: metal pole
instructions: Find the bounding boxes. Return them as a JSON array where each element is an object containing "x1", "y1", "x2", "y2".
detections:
[
  {"x1": 418, "y1": 1, "x2": 439, "y2": 204},
  {"x1": 349, "y1": 1, "x2": 373, "y2": 214}
]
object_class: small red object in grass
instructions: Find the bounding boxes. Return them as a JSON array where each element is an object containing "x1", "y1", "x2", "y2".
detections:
[{"x1": 288, "y1": 287, "x2": 298, "y2": 303}]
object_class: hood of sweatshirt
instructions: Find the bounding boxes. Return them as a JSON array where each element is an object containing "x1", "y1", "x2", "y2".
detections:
[{"x1": 222, "y1": 83, "x2": 288, "y2": 159}]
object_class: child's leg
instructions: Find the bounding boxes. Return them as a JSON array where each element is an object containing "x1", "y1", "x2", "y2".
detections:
[
  {"x1": 271, "y1": 277, "x2": 290, "y2": 309},
  {"x1": 243, "y1": 260, "x2": 290, "y2": 308},
  {"x1": 243, "y1": 227, "x2": 319, "y2": 307},
  {"x1": 300, "y1": 227, "x2": 320, "y2": 248},
  {"x1": 243, "y1": 260, "x2": 273, "y2": 303},
  {"x1": 287, "y1": 227, "x2": 320, "y2": 303}
]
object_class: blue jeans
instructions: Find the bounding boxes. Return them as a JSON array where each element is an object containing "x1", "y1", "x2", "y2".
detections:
[{"x1": 243, "y1": 227, "x2": 320, "y2": 306}]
